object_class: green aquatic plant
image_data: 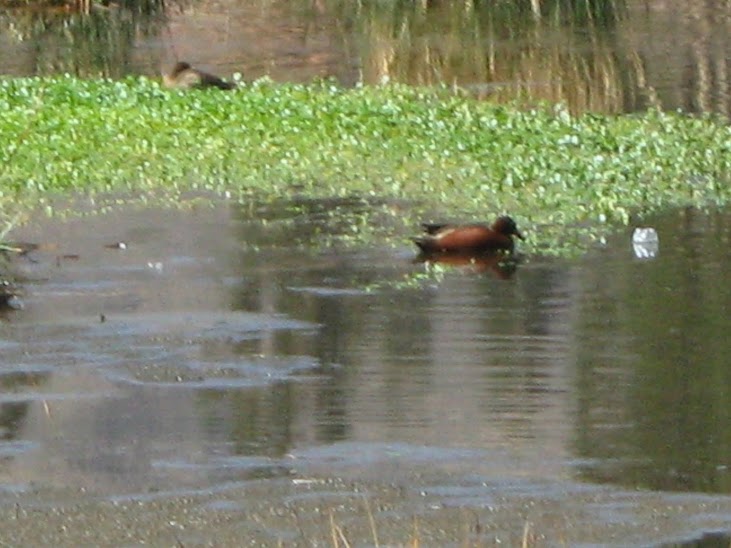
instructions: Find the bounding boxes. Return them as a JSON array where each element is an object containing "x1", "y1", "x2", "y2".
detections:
[
  {"x1": 363, "y1": 261, "x2": 451, "y2": 292},
  {"x1": 0, "y1": 75, "x2": 730, "y2": 255}
]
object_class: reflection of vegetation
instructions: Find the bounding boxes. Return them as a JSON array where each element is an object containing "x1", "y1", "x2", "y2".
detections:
[
  {"x1": 0, "y1": 0, "x2": 167, "y2": 77},
  {"x1": 0, "y1": 0, "x2": 165, "y2": 13},
  {"x1": 574, "y1": 208, "x2": 731, "y2": 494},
  {"x1": 0, "y1": 0, "x2": 723, "y2": 115},
  {"x1": 326, "y1": 0, "x2": 635, "y2": 112},
  {"x1": 530, "y1": 0, "x2": 627, "y2": 24}
]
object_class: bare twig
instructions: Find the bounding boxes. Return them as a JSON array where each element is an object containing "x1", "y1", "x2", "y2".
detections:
[
  {"x1": 522, "y1": 520, "x2": 532, "y2": 548},
  {"x1": 363, "y1": 496, "x2": 380, "y2": 548},
  {"x1": 329, "y1": 510, "x2": 339, "y2": 548},
  {"x1": 411, "y1": 516, "x2": 420, "y2": 548}
]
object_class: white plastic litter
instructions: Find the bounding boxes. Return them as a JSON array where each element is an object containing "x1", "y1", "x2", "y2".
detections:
[{"x1": 632, "y1": 227, "x2": 659, "y2": 259}]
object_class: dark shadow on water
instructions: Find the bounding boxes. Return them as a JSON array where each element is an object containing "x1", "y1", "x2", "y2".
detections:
[{"x1": 660, "y1": 530, "x2": 731, "y2": 548}]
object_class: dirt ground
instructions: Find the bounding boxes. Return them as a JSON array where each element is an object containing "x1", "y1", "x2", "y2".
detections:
[{"x1": 1, "y1": 460, "x2": 730, "y2": 547}]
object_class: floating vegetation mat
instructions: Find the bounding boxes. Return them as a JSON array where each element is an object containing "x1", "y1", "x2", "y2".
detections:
[{"x1": 1, "y1": 75, "x2": 730, "y2": 255}]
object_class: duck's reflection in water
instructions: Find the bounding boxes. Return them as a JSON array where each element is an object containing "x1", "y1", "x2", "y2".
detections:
[{"x1": 414, "y1": 251, "x2": 520, "y2": 280}]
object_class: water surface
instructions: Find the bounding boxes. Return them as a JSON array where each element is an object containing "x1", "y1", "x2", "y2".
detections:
[
  {"x1": 1, "y1": 201, "x2": 731, "y2": 544},
  {"x1": 2, "y1": 0, "x2": 731, "y2": 115}
]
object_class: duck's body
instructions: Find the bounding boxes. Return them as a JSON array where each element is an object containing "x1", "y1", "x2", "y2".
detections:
[
  {"x1": 412, "y1": 216, "x2": 524, "y2": 254},
  {"x1": 163, "y1": 62, "x2": 235, "y2": 90}
]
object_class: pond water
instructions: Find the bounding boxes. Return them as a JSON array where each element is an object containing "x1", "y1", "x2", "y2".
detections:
[
  {"x1": 2, "y1": 0, "x2": 731, "y2": 115},
  {"x1": 1, "y1": 200, "x2": 731, "y2": 544},
  {"x1": 3, "y1": 1, "x2": 731, "y2": 542}
]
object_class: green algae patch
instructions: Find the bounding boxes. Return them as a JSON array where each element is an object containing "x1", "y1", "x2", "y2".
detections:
[{"x1": 1, "y1": 75, "x2": 731, "y2": 254}]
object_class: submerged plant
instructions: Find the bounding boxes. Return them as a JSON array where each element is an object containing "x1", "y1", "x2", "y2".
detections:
[{"x1": 0, "y1": 210, "x2": 25, "y2": 252}]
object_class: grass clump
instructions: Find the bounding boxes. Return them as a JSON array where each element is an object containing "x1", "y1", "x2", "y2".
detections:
[{"x1": 1, "y1": 75, "x2": 730, "y2": 254}]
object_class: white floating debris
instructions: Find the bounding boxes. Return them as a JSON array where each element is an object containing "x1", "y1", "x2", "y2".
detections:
[
  {"x1": 6, "y1": 295, "x2": 23, "y2": 310},
  {"x1": 632, "y1": 227, "x2": 659, "y2": 259},
  {"x1": 291, "y1": 479, "x2": 319, "y2": 485},
  {"x1": 147, "y1": 261, "x2": 164, "y2": 272}
]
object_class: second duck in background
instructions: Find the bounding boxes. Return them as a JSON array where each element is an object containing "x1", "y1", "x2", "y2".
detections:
[{"x1": 163, "y1": 61, "x2": 236, "y2": 90}]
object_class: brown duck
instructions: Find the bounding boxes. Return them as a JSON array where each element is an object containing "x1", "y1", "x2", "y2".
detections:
[
  {"x1": 163, "y1": 61, "x2": 236, "y2": 90},
  {"x1": 412, "y1": 216, "x2": 524, "y2": 254}
]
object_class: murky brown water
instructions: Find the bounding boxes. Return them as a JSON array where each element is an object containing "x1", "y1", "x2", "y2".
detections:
[
  {"x1": 1, "y1": 200, "x2": 731, "y2": 544},
  {"x1": 2, "y1": 0, "x2": 731, "y2": 115}
]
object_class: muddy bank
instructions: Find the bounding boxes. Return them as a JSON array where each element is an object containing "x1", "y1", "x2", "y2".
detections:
[{"x1": 2, "y1": 456, "x2": 731, "y2": 546}]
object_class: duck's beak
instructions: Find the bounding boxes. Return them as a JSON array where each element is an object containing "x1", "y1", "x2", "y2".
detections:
[{"x1": 515, "y1": 230, "x2": 525, "y2": 240}]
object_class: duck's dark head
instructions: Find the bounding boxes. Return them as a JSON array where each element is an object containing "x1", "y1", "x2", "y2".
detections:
[
  {"x1": 170, "y1": 61, "x2": 192, "y2": 76},
  {"x1": 493, "y1": 216, "x2": 524, "y2": 240}
]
